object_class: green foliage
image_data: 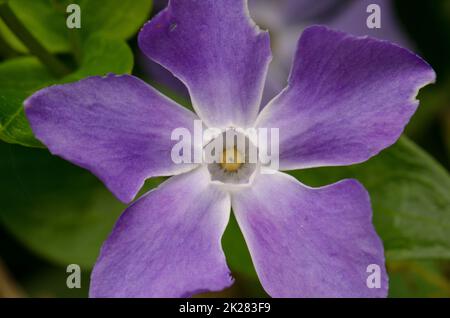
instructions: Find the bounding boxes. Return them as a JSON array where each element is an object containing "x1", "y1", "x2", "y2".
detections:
[
  {"x1": 76, "y1": 0, "x2": 153, "y2": 41},
  {"x1": 0, "y1": 36, "x2": 133, "y2": 147},
  {"x1": 0, "y1": 0, "x2": 145, "y2": 269},
  {"x1": 0, "y1": 57, "x2": 53, "y2": 147},
  {"x1": 64, "y1": 34, "x2": 134, "y2": 81},
  {"x1": 0, "y1": 0, "x2": 150, "y2": 147},
  {"x1": 0, "y1": 0, "x2": 68, "y2": 53},
  {"x1": 0, "y1": 142, "x2": 122, "y2": 267},
  {"x1": 388, "y1": 260, "x2": 450, "y2": 297},
  {"x1": 0, "y1": 142, "x2": 162, "y2": 268},
  {"x1": 290, "y1": 137, "x2": 450, "y2": 260},
  {"x1": 0, "y1": 0, "x2": 153, "y2": 53}
]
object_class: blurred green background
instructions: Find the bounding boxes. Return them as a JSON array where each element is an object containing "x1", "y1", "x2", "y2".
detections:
[{"x1": 0, "y1": 0, "x2": 449, "y2": 298}]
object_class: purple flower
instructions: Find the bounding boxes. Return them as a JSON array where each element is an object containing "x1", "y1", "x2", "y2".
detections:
[{"x1": 24, "y1": 1, "x2": 435, "y2": 297}]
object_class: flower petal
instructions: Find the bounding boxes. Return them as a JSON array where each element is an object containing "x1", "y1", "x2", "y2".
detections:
[
  {"x1": 231, "y1": 172, "x2": 388, "y2": 297},
  {"x1": 256, "y1": 25, "x2": 436, "y2": 170},
  {"x1": 139, "y1": 0, "x2": 271, "y2": 128},
  {"x1": 90, "y1": 166, "x2": 233, "y2": 298},
  {"x1": 25, "y1": 74, "x2": 199, "y2": 203}
]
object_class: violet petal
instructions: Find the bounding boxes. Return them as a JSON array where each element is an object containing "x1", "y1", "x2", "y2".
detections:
[
  {"x1": 231, "y1": 172, "x2": 388, "y2": 297},
  {"x1": 90, "y1": 166, "x2": 233, "y2": 297},
  {"x1": 25, "y1": 74, "x2": 199, "y2": 203},
  {"x1": 256, "y1": 25, "x2": 435, "y2": 170},
  {"x1": 139, "y1": 0, "x2": 272, "y2": 128}
]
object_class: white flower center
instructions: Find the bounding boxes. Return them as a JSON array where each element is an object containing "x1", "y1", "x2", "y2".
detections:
[{"x1": 205, "y1": 129, "x2": 258, "y2": 186}]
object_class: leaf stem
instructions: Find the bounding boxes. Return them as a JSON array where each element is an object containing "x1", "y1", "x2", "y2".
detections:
[
  {"x1": 0, "y1": 1, "x2": 70, "y2": 77},
  {"x1": 68, "y1": 29, "x2": 82, "y2": 64},
  {"x1": 0, "y1": 32, "x2": 19, "y2": 59}
]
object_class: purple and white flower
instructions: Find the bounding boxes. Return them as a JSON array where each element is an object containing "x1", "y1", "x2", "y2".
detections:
[{"x1": 24, "y1": 0, "x2": 435, "y2": 297}]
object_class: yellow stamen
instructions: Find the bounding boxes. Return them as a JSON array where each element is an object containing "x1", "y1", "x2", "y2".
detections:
[{"x1": 220, "y1": 147, "x2": 243, "y2": 172}]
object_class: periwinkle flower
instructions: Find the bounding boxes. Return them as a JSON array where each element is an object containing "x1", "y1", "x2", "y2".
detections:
[{"x1": 24, "y1": 1, "x2": 435, "y2": 297}]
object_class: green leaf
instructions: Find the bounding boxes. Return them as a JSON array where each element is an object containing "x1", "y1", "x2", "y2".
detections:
[
  {"x1": 0, "y1": 0, "x2": 145, "y2": 147},
  {"x1": 0, "y1": 16, "x2": 26, "y2": 52},
  {"x1": 77, "y1": 0, "x2": 153, "y2": 40},
  {"x1": 64, "y1": 34, "x2": 133, "y2": 81},
  {"x1": 0, "y1": 142, "x2": 162, "y2": 268},
  {"x1": 1, "y1": 0, "x2": 70, "y2": 53},
  {"x1": 0, "y1": 57, "x2": 54, "y2": 147},
  {"x1": 289, "y1": 137, "x2": 450, "y2": 260},
  {"x1": 0, "y1": 36, "x2": 133, "y2": 147},
  {"x1": 0, "y1": 0, "x2": 153, "y2": 53},
  {"x1": 388, "y1": 260, "x2": 450, "y2": 297}
]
